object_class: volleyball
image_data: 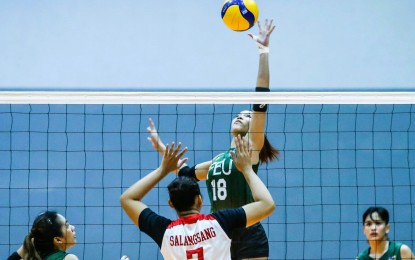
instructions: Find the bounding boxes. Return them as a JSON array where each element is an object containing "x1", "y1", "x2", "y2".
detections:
[{"x1": 221, "y1": 0, "x2": 259, "y2": 31}]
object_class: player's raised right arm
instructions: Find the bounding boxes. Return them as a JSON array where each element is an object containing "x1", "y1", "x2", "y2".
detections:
[
  {"x1": 230, "y1": 135, "x2": 275, "y2": 227},
  {"x1": 248, "y1": 19, "x2": 276, "y2": 156}
]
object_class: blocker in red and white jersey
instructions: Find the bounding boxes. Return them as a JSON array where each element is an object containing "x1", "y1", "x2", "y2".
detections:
[{"x1": 139, "y1": 207, "x2": 246, "y2": 260}]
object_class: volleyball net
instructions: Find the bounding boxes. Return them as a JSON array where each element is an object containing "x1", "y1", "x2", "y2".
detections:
[{"x1": 0, "y1": 91, "x2": 414, "y2": 260}]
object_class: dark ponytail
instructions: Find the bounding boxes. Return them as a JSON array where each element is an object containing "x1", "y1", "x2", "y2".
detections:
[
  {"x1": 22, "y1": 234, "x2": 41, "y2": 260},
  {"x1": 259, "y1": 134, "x2": 279, "y2": 164}
]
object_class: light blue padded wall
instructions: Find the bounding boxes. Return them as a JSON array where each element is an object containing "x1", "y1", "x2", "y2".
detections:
[{"x1": 0, "y1": 104, "x2": 414, "y2": 259}]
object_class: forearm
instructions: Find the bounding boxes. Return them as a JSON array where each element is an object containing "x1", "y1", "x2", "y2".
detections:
[
  {"x1": 8, "y1": 251, "x2": 21, "y2": 260},
  {"x1": 120, "y1": 167, "x2": 169, "y2": 226},
  {"x1": 8, "y1": 245, "x2": 24, "y2": 260},
  {"x1": 250, "y1": 53, "x2": 270, "y2": 147},
  {"x1": 195, "y1": 161, "x2": 211, "y2": 180},
  {"x1": 244, "y1": 169, "x2": 273, "y2": 206},
  {"x1": 155, "y1": 141, "x2": 166, "y2": 155},
  {"x1": 178, "y1": 160, "x2": 211, "y2": 181},
  {"x1": 256, "y1": 53, "x2": 270, "y2": 88},
  {"x1": 121, "y1": 167, "x2": 167, "y2": 202},
  {"x1": 242, "y1": 168, "x2": 275, "y2": 227}
]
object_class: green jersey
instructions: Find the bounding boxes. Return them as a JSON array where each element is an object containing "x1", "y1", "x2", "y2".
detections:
[
  {"x1": 357, "y1": 242, "x2": 402, "y2": 260},
  {"x1": 45, "y1": 250, "x2": 68, "y2": 260},
  {"x1": 207, "y1": 148, "x2": 259, "y2": 212}
]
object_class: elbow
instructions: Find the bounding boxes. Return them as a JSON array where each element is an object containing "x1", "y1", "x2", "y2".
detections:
[
  {"x1": 265, "y1": 200, "x2": 276, "y2": 217},
  {"x1": 268, "y1": 202, "x2": 276, "y2": 215},
  {"x1": 119, "y1": 193, "x2": 127, "y2": 207},
  {"x1": 271, "y1": 201, "x2": 276, "y2": 212}
]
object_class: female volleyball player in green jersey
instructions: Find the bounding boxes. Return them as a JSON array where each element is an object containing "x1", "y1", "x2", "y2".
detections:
[
  {"x1": 356, "y1": 207, "x2": 414, "y2": 260},
  {"x1": 147, "y1": 19, "x2": 279, "y2": 260},
  {"x1": 8, "y1": 211, "x2": 78, "y2": 260}
]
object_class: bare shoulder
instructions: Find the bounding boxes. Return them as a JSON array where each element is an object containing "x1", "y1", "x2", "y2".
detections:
[
  {"x1": 400, "y1": 244, "x2": 415, "y2": 258},
  {"x1": 64, "y1": 254, "x2": 79, "y2": 260}
]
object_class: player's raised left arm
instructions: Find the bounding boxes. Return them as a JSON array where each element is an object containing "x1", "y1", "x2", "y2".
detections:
[{"x1": 120, "y1": 142, "x2": 187, "y2": 227}]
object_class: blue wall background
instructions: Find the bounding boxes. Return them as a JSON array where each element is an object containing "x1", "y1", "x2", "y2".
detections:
[
  {"x1": 0, "y1": 0, "x2": 414, "y2": 91},
  {"x1": 1, "y1": 103, "x2": 414, "y2": 259}
]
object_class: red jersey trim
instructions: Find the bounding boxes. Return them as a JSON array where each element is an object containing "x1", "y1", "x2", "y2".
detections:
[{"x1": 167, "y1": 214, "x2": 215, "y2": 228}]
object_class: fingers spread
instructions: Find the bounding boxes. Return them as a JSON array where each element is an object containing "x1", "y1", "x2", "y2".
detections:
[
  {"x1": 257, "y1": 20, "x2": 262, "y2": 31},
  {"x1": 169, "y1": 142, "x2": 176, "y2": 155},
  {"x1": 267, "y1": 19, "x2": 273, "y2": 30},
  {"x1": 177, "y1": 145, "x2": 188, "y2": 159},
  {"x1": 172, "y1": 142, "x2": 181, "y2": 157},
  {"x1": 268, "y1": 25, "x2": 276, "y2": 36},
  {"x1": 164, "y1": 144, "x2": 169, "y2": 155}
]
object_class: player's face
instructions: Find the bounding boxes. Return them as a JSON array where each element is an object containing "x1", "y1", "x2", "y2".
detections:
[
  {"x1": 56, "y1": 214, "x2": 77, "y2": 249},
  {"x1": 231, "y1": 110, "x2": 252, "y2": 134},
  {"x1": 363, "y1": 212, "x2": 389, "y2": 242}
]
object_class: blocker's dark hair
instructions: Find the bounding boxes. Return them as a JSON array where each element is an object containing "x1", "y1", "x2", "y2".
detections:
[{"x1": 168, "y1": 176, "x2": 201, "y2": 212}]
